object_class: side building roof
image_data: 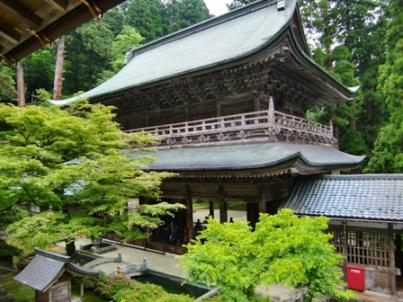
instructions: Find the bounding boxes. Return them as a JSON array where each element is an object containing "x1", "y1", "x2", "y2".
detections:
[
  {"x1": 53, "y1": 0, "x2": 352, "y2": 106},
  {"x1": 282, "y1": 174, "x2": 403, "y2": 223}
]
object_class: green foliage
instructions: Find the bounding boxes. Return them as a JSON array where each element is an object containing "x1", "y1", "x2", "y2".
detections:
[
  {"x1": 87, "y1": 274, "x2": 193, "y2": 302},
  {"x1": 0, "y1": 63, "x2": 16, "y2": 102},
  {"x1": 23, "y1": 47, "x2": 55, "y2": 100},
  {"x1": 366, "y1": 0, "x2": 403, "y2": 172},
  {"x1": 299, "y1": 0, "x2": 388, "y2": 159},
  {"x1": 125, "y1": 0, "x2": 166, "y2": 43},
  {"x1": 0, "y1": 273, "x2": 35, "y2": 302},
  {"x1": 111, "y1": 26, "x2": 144, "y2": 70},
  {"x1": 0, "y1": 101, "x2": 181, "y2": 255},
  {"x1": 165, "y1": 0, "x2": 211, "y2": 34},
  {"x1": 182, "y1": 209, "x2": 350, "y2": 301}
]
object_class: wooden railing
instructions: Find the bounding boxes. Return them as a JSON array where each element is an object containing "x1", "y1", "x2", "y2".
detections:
[{"x1": 128, "y1": 102, "x2": 336, "y2": 147}]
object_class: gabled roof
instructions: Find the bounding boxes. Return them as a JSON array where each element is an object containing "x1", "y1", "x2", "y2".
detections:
[
  {"x1": 282, "y1": 174, "x2": 403, "y2": 223},
  {"x1": 129, "y1": 142, "x2": 365, "y2": 172},
  {"x1": 53, "y1": 0, "x2": 352, "y2": 106},
  {"x1": 14, "y1": 248, "x2": 99, "y2": 292}
]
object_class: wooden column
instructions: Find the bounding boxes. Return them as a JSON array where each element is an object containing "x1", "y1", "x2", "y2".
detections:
[
  {"x1": 219, "y1": 185, "x2": 227, "y2": 223},
  {"x1": 388, "y1": 223, "x2": 397, "y2": 295},
  {"x1": 209, "y1": 201, "x2": 214, "y2": 218},
  {"x1": 246, "y1": 202, "x2": 259, "y2": 229},
  {"x1": 342, "y1": 221, "x2": 348, "y2": 280},
  {"x1": 185, "y1": 185, "x2": 193, "y2": 242},
  {"x1": 80, "y1": 280, "x2": 84, "y2": 302},
  {"x1": 258, "y1": 186, "x2": 268, "y2": 214}
]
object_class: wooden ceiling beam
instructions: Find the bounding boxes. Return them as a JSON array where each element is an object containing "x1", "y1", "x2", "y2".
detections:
[
  {"x1": 0, "y1": 0, "x2": 43, "y2": 28},
  {"x1": 0, "y1": 22, "x2": 21, "y2": 44},
  {"x1": 45, "y1": 0, "x2": 69, "y2": 11}
]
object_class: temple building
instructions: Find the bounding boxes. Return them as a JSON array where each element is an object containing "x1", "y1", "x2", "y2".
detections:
[{"x1": 55, "y1": 0, "x2": 402, "y2": 296}]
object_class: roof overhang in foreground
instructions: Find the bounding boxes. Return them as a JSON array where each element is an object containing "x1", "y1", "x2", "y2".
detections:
[
  {"x1": 1, "y1": 0, "x2": 124, "y2": 62},
  {"x1": 52, "y1": 0, "x2": 354, "y2": 106},
  {"x1": 128, "y1": 142, "x2": 365, "y2": 178},
  {"x1": 282, "y1": 174, "x2": 403, "y2": 223}
]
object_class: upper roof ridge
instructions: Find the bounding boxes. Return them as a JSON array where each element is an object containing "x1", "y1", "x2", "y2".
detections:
[{"x1": 126, "y1": 0, "x2": 280, "y2": 62}]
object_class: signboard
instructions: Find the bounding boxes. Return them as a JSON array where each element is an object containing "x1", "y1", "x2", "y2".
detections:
[{"x1": 50, "y1": 281, "x2": 71, "y2": 302}]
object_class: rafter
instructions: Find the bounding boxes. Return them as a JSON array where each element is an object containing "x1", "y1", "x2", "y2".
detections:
[
  {"x1": 0, "y1": 0, "x2": 43, "y2": 28},
  {"x1": 45, "y1": 0, "x2": 69, "y2": 11},
  {"x1": 0, "y1": 22, "x2": 21, "y2": 44}
]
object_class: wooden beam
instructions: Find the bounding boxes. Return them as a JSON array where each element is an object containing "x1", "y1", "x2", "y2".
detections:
[
  {"x1": 0, "y1": 0, "x2": 43, "y2": 28},
  {"x1": 45, "y1": 0, "x2": 69, "y2": 11},
  {"x1": 0, "y1": 22, "x2": 21, "y2": 44}
]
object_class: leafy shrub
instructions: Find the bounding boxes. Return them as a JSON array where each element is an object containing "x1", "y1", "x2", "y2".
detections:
[
  {"x1": 86, "y1": 274, "x2": 193, "y2": 302},
  {"x1": 182, "y1": 209, "x2": 352, "y2": 301}
]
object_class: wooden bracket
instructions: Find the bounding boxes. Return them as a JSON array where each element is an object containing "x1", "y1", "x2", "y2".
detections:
[
  {"x1": 80, "y1": 0, "x2": 102, "y2": 19},
  {"x1": 25, "y1": 28, "x2": 50, "y2": 47}
]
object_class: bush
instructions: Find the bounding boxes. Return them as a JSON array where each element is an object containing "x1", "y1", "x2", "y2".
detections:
[
  {"x1": 182, "y1": 209, "x2": 352, "y2": 302},
  {"x1": 86, "y1": 274, "x2": 193, "y2": 302}
]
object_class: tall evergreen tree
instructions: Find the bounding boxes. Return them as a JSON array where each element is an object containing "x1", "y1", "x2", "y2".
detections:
[
  {"x1": 125, "y1": 0, "x2": 166, "y2": 42},
  {"x1": 165, "y1": 0, "x2": 211, "y2": 34},
  {"x1": 366, "y1": 0, "x2": 403, "y2": 172}
]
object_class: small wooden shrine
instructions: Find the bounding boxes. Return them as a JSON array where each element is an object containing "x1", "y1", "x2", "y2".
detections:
[{"x1": 14, "y1": 248, "x2": 99, "y2": 302}]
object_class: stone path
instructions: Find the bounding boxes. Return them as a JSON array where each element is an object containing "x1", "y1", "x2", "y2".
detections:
[{"x1": 97, "y1": 243, "x2": 186, "y2": 277}]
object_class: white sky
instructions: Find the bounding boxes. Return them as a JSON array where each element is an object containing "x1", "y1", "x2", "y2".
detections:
[{"x1": 204, "y1": 0, "x2": 232, "y2": 16}]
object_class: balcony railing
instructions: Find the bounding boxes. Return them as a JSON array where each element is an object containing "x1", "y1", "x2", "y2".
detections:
[{"x1": 128, "y1": 100, "x2": 336, "y2": 147}]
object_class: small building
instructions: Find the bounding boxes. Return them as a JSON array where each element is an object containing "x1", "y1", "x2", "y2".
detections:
[
  {"x1": 14, "y1": 248, "x2": 99, "y2": 302},
  {"x1": 283, "y1": 174, "x2": 403, "y2": 296}
]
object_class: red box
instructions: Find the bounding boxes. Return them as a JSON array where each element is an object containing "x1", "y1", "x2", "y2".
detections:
[{"x1": 346, "y1": 265, "x2": 365, "y2": 291}]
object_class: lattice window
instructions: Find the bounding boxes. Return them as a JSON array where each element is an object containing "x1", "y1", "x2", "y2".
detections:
[{"x1": 329, "y1": 226, "x2": 390, "y2": 267}]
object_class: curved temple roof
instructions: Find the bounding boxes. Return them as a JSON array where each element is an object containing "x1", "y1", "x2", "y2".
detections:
[
  {"x1": 283, "y1": 174, "x2": 403, "y2": 222},
  {"x1": 129, "y1": 142, "x2": 365, "y2": 172},
  {"x1": 52, "y1": 0, "x2": 352, "y2": 106}
]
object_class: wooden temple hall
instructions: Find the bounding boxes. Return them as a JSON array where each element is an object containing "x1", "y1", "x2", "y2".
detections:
[{"x1": 54, "y1": 0, "x2": 403, "y2": 296}]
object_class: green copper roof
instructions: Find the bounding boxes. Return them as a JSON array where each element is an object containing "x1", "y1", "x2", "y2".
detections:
[
  {"x1": 129, "y1": 142, "x2": 365, "y2": 172},
  {"x1": 52, "y1": 0, "x2": 310, "y2": 105}
]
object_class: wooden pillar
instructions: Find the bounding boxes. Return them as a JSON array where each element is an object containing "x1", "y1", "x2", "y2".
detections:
[
  {"x1": 388, "y1": 223, "x2": 397, "y2": 295},
  {"x1": 16, "y1": 61, "x2": 25, "y2": 107},
  {"x1": 209, "y1": 201, "x2": 214, "y2": 218},
  {"x1": 219, "y1": 185, "x2": 227, "y2": 223},
  {"x1": 342, "y1": 221, "x2": 348, "y2": 281},
  {"x1": 185, "y1": 185, "x2": 193, "y2": 242},
  {"x1": 246, "y1": 202, "x2": 259, "y2": 229},
  {"x1": 258, "y1": 186, "x2": 267, "y2": 214},
  {"x1": 80, "y1": 280, "x2": 84, "y2": 302}
]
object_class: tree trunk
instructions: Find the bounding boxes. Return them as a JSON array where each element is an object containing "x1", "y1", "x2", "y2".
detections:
[
  {"x1": 53, "y1": 36, "x2": 65, "y2": 100},
  {"x1": 16, "y1": 62, "x2": 25, "y2": 107}
]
